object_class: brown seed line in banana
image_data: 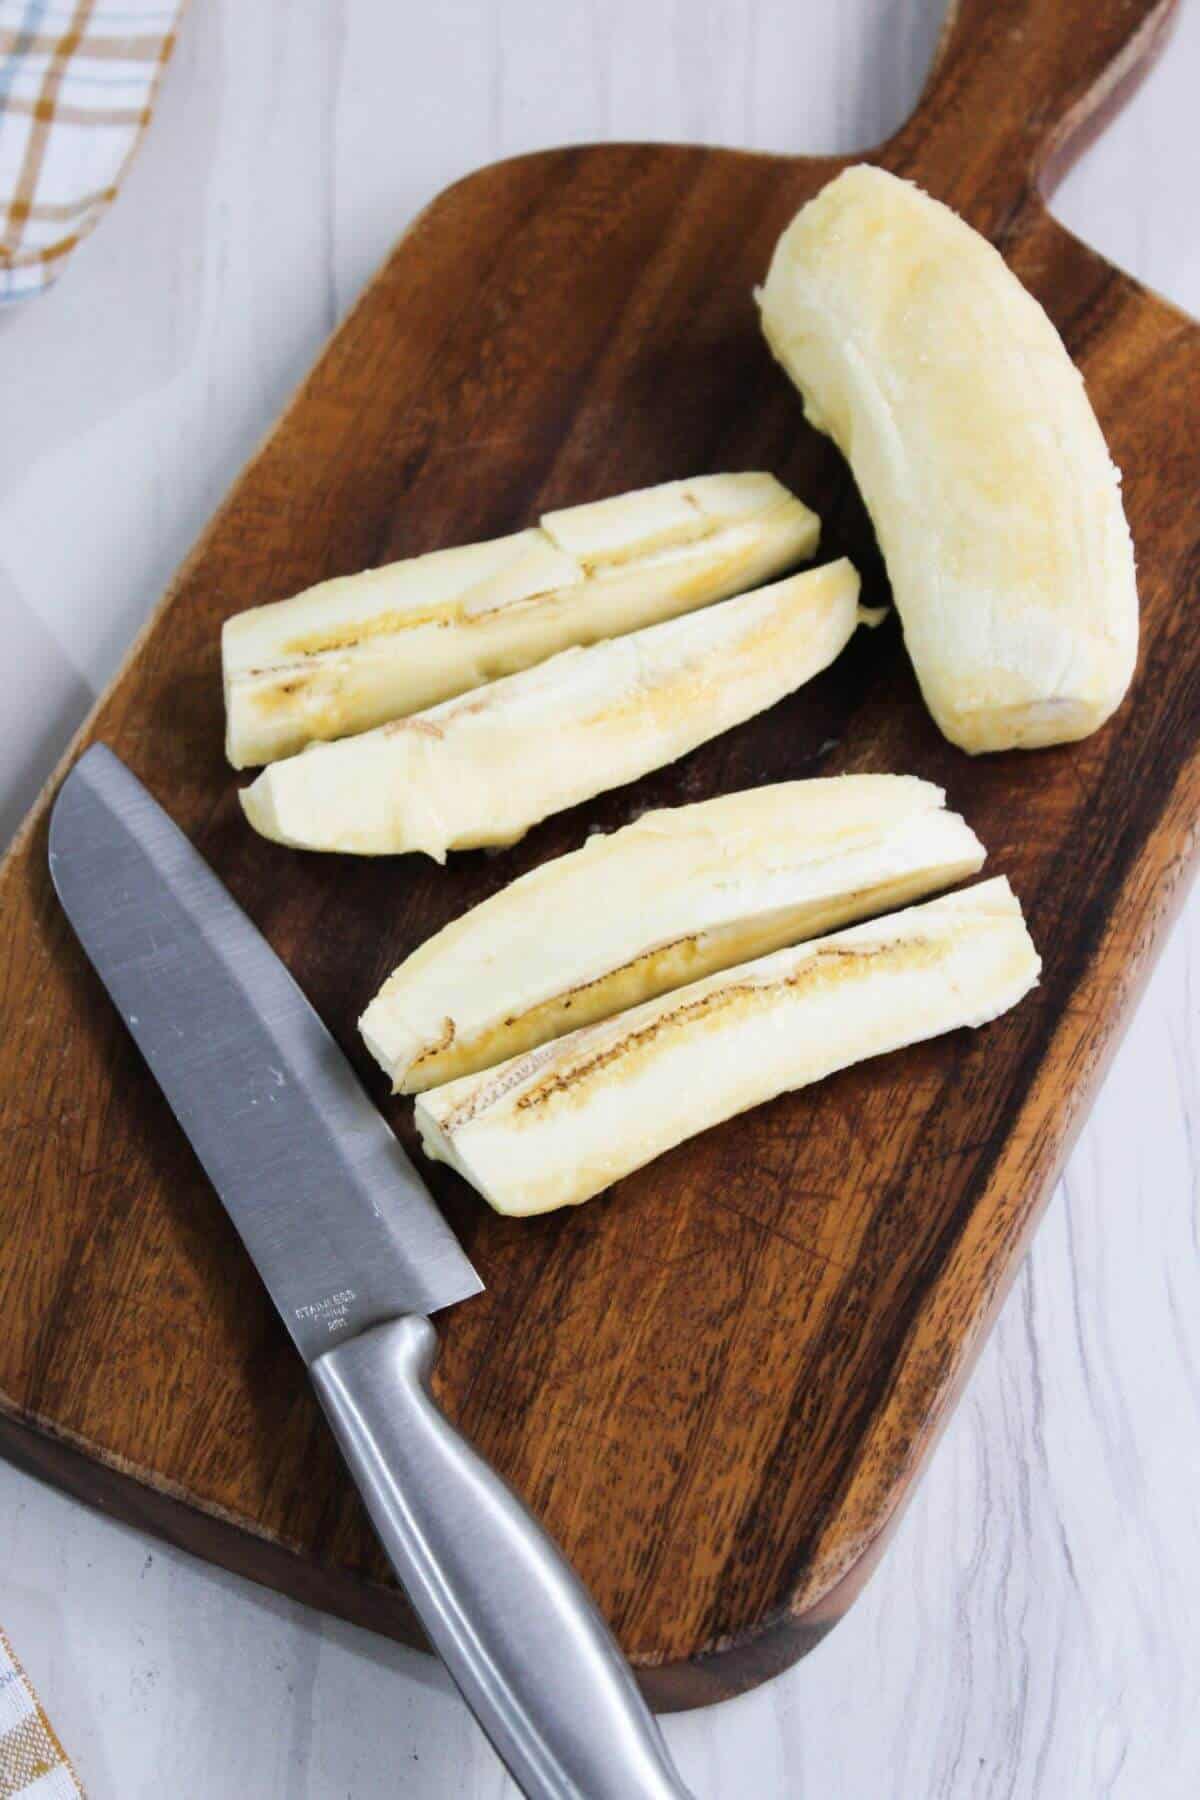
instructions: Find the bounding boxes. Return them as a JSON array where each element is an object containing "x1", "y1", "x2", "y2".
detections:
[
  {"x1": 415, "y1": 878, "x2": 1040, "y2": 1216},
  {"x1": 223, "y1": 472, "x2": 820, "y2": 767},
  {"x1": 360, "y1": 774, "x2": 985, "y2": 1093},
  {"x1": 240, "y1": 558, "x2": 868, "y2": 859}
]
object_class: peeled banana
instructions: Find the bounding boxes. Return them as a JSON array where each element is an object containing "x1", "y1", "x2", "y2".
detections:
[
  {"x1": 758, "y1": 165, "x2": 1138, "y2": 753},
  {"x1": 240, "y1": 558, "x2": 867, "y2": 859},
  {"x1": 223, "y1": 473, "x2": 819, "y2": 768},
  {"x1": 415, "y1": 877, "x2": 1040, "y2": 1216},
  {"x1": 360, "y1": 774, "x2": 985, "y2": 1092}
]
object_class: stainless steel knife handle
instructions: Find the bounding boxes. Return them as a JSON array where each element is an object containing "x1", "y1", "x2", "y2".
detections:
[{"x1": 311, "y1": 1315, "x2": 693, "y2": 1800}]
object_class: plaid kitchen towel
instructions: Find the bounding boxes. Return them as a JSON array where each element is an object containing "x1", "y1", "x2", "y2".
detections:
[
  {"x1": 0, "y1": 0, "x2": 184, "y2": 303},
  {"x1": 0, "y1": 1627, "x2": 84, "y2": 1797}
]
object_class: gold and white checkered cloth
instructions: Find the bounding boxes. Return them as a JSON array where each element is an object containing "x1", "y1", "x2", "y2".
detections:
[
  {"x1": 0, "y1": 1628, "x2": 84, "y2": 1798},
  {"x1": 0, "y1": 0, "x2": 183, "y2": 303}
]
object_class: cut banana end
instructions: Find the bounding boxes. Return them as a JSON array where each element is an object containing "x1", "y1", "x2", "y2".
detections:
[
  {"x1": 360, "y1": 774, "x2": 985, "y2": 1093},
  {"x1": 414, "y1": 877, "x2": 1040, "y2": 1217},
  {"x1": 240, "y1": 558, "x2": 866, "y2": 859},
  {"x1": 223, "y1": 473, "x2": 819, "y2": 767},
  {"x1": 757, "y1": 165, "x2": 1137, "y2": 752}
]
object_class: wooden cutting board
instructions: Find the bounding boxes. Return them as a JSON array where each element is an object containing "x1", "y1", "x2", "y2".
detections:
[{"x1": 1, "y1": 0, "x2": 1196, "y2": 1710}]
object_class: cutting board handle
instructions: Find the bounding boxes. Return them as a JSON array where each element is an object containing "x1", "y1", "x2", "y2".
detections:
[{"x1": 886, "y1": 0, "x2": 1179, "y2": 229}]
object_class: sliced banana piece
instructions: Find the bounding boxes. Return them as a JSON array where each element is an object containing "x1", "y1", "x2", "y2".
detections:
[
  {"x1": 223, "y1": 473, "x2": 819, "y2": 767},
  {"x1": 240, "y1": 558, "x2": 866, "y2": 859},
  {"x1": 361, "y1": 774, "x2": 985, "y2": 1092},
  {"x1": 415, "y1": 877, "x2": 1039, "y2": 1217},
  {"x1": 758, "y1": 165, "x2": 1137, "y2": 753}
]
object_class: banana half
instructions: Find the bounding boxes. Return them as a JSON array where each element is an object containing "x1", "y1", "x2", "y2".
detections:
[
  {"x1": 223, "y1": 473, "x2": 819, "y2": 767},
  {"x1": 758, "y1": 165, "x2": 1138, "y2": 753},
  {"x1": 240, "y1": 558, "x2": 868, "y2": 859},
  {"x1": 415, "y1": 877, "x2": 1040, "y2": 1216},
  {"x1": 360, "y1": 774, "x2": 985, "y2": 1092}
]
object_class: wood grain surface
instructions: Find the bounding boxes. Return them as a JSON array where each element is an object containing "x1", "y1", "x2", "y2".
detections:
[{"x1": 0, "y1": 0, "x2": 1196, "y2": 1709}]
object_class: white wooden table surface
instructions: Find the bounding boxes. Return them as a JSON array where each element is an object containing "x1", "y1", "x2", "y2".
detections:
[{"x1": 2, "y1": 3, "x2": 1197, "y2": 1795}]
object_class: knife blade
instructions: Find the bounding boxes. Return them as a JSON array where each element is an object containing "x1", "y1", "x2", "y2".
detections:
[
  {"x1": 49, "y1": 744, "x2": 691, "y2": 1800},
  {"x1": 49, "y1": 743, "x2": 482, "y2": 1356}
]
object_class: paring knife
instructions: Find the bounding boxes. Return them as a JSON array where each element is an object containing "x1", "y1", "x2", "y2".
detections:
[{"x1": 49, "y1": 744, "x2": 692, "y2": 1800}]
